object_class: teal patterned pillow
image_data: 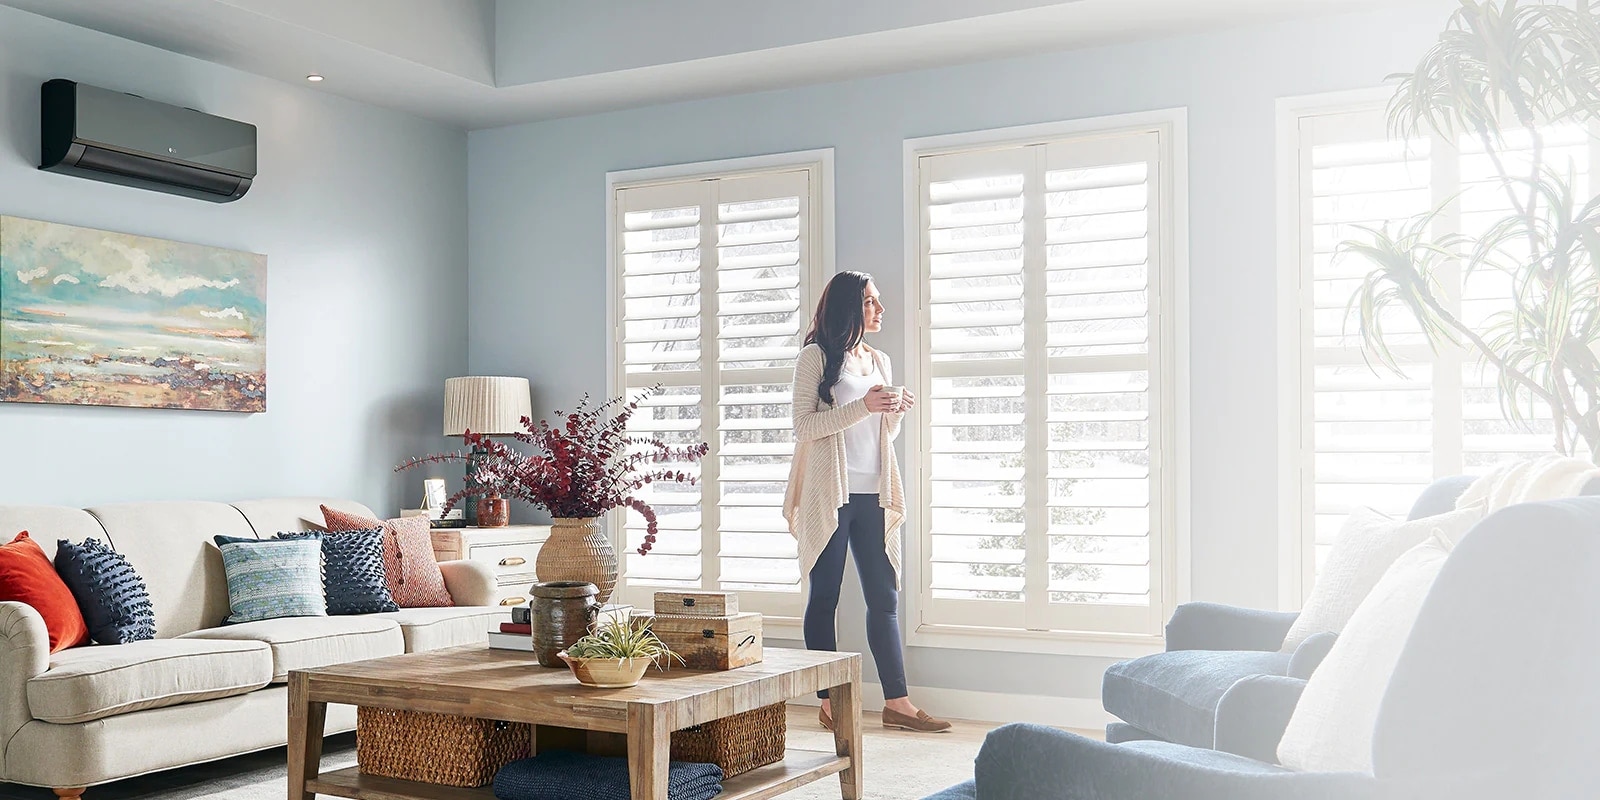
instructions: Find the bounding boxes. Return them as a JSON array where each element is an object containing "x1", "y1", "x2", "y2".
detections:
[{"x1": 214, "y1": 536, "x2": 326, "y2": 624}]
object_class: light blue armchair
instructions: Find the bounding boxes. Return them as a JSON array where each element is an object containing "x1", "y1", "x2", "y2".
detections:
[
  {"x1": 925, "y1": 496, "x2": 1600, "y2": 800},
  {"x1": 1100, "y1": 475, "x2": 1474, "y2": 748}
]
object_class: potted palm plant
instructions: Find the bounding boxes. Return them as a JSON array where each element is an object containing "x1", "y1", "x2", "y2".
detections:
[
  {"x1": 399, "y1": 388, "x2": 709, "y2": 604},
  {"x1": 1342, "y1": 0, "x2": 1600, "y2": 455}
]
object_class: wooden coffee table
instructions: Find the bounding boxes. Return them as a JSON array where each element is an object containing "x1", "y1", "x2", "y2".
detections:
[{"x1": 287, "y1": 645, "x2": 862, "y2": 800}]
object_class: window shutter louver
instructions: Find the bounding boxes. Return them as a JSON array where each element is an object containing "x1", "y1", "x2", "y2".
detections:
[
  {"x1": 613, "y1": 165, "x2": 819, "y2": 617},
  {"x1": 917, "y1": 128, "x2": 1174, "y2": 637}
]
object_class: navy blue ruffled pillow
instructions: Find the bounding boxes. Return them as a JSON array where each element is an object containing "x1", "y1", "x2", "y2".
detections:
[
  {"x1": 53, "y1": 538, "x2": 156, "y2": 644},
  {"x1": 275, "y1": 528, "x2": 397, "y2": 615}
]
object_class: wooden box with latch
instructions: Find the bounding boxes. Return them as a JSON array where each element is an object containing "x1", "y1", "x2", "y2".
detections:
[
  {"x1": 636, "y1": 610, "x2": 763, "y2": 670},
  {"x1": 653, "y1": 590, "x2": 739, "y2": 617}
]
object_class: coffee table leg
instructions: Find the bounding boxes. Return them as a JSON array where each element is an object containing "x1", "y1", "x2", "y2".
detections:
[
  {"x1": 832, "y1": 660, "x2": 864, "y2": 800},
  {"x1": 287, "y1": 673, "x2": 326, "y2": 800},
  {"x1": 626, "y1": 706, "x2": 670, "y2": 800}
]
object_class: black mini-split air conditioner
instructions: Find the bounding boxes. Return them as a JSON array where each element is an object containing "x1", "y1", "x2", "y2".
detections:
[{"x1": 39, "y1": 79, "x2": 257, "y2": 203}]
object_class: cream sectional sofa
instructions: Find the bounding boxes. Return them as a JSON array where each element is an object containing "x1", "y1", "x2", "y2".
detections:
[{"x1": 0, "y1": 498, "x2": 505, "y2": 798}]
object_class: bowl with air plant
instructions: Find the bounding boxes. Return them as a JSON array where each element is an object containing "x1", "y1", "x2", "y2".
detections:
[{"x1": 558, "y1": 615, "x2": 684, "y2": 689}]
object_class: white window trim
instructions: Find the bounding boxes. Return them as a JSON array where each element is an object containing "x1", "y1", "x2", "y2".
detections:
[
  {"x1": 603, "y1": 148, "x2": 835, "y2": 620},
  {"x1": 1275, "y1": 87, "x2": 1395, "y2": 610},
  {"x1": 900, "y1": 110, "x2": 1191, "y2": 658}
]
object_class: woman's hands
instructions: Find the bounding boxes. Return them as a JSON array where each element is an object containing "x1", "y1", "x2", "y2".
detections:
[{"x1": 865, "y1": 385, "x2": 916, "y2": 413}]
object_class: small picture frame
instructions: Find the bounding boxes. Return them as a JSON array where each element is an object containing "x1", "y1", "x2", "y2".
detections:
[{"x1": 422, "y1": 478, "x2": 448, "y2": 511}]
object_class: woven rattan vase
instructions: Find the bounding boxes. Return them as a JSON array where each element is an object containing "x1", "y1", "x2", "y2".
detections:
[{"x1": 537, "y1": 517, "x2": 618, "y2": 604}]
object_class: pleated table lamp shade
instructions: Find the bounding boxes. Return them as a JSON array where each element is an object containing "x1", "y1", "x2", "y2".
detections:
[{"x1": 443, "y1": 376, "x2": 532, "y2": 437}]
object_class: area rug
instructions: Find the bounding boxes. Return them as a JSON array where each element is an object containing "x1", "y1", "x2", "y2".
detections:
[{"x1": 0, "y1": 716, "x2": 985, "y2": 800}]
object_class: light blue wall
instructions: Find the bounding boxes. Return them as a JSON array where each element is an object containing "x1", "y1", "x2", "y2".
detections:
[
  {"x1": 470, "y1": 1, "x2": 1456, "y2": 701},
  {"x1": 0, "y1": 6, "x2": 467, "y2": 513}
]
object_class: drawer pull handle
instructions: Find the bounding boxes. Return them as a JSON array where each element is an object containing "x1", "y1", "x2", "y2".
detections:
[
  {"x1": 499, "y1": 556, "x2": 527, "y2": 567},
  {"x1": 500, "y1": 596, "x2": 526, "y2": 606}
]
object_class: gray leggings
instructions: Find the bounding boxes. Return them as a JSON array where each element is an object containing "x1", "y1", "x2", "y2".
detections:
[{"x1": 804, "y1": 493, "x2": 908, "y2": 700}]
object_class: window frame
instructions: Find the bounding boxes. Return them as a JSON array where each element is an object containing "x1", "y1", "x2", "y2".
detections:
[
  {"x1": 604, "y1": 148, "x2": 835, "y2": 638},
  {"x1": 1276, "y1": 87, "x2": 1396, "y2": 610},
  {"x1": 901, "y1": 110, "x2": 1190, "y2": 658},
  {"x1": 1275, "y1": 88, "x2": 1600, "y2": 608}
]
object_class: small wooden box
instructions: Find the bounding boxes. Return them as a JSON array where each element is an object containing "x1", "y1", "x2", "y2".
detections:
[
  {"x1": 654, "y1": 590, "x2": 738, "y2": 617},
  {"x1": 639, "y1": 610, "x2": 763, "y2": 670}
]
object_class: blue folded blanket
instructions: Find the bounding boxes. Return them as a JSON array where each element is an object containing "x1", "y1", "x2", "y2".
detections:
[{"x1": 493, "y1": 749, "x2": 725, "y2": 800}]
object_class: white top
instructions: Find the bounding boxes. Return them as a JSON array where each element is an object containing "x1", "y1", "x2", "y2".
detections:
[{"x1": 831, "y1": 358, "x2": 883, "y2": 494}]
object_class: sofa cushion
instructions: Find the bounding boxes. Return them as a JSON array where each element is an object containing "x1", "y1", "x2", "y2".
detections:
[
  {"x1": 3, "y1": 685, "x2": 359, "y2": 789},
  {"x1": 87, "y1": 501, "x2": 258, "y2": 637},
  {"x1": 231, "y1": 497, "x2": 379, "y2": 538},
  {"x1": 1279, "y1": 534, "x2": 1453, "y2": 774},
  {"x1": 179, "y1": 615, "x2": 403, "y2": 681},
  {"x1": 323, "y1": 506, "x2": 452, "y2": 608},
  {"x1": 0, "y1": 531, "x2": 89, "y2": 652},
  {"x1": 276, "y1": 528, "x2": 398, "y2": 615},
  {"x1": 1282, "y1": 505, "x2": 1479, "y2": 651},
  {"x1": 214, "y1": 535, "x2": 327, "y2": 624},
  {"x1": 26, "y1": 637, "x2": 271, "y2": 723},
  {"x1": 371, "y1": 606, "x2": 503, "y2": 652},
  {"x1": 54, "y1": 537, "x2": 157, "y2": 644},
  {"x1": 1102, "y1": 648, "x2": 1293, "y2": 749}
]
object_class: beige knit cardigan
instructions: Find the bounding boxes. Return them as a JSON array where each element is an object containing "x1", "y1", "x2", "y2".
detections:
[{"x1": 783, "y1": 343, "x2": 906, "y2": 590}]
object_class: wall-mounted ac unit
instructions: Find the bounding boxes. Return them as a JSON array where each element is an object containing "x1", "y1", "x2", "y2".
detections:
[{"x1": 39, "y1": 79, "x2": 257, "y2": 203}]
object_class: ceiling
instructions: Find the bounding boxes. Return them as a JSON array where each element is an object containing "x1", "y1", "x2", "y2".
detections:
[{"x1": 0, "y1": 0, "x2": 1408, "y2": 130}]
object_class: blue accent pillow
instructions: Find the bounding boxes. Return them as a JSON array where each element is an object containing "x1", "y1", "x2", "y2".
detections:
[
  {"x1": 275, "y1": 528, "x2": 396, "y2": 615},
  {"x1": 213, "y1": 535, "x2": 326, "y2": 624},
  {"x1": 53, "y1": 538, "x2": 156, "y2": 644}
]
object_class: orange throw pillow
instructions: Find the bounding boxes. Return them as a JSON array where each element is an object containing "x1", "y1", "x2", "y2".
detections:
[
  {"x1": 320, "y1": 506, "x2": 453, "y2": 608},
  {"x1": 0, "y1": 532, "x2": 90, "y2": 652}
]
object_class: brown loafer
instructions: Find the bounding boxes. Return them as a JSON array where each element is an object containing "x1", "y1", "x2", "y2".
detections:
[
  {"x1": 819, "y1": 706, "x2": 833, "y2": 731},
  {"x1": 882, "y1": 707, "x2": 951, "y2": 733}
]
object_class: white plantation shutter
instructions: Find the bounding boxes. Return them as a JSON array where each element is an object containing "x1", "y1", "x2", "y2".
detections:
[
  {"x1": 613, "y1": 166, "x2": 822, "y2": 617},
  {"x1": 916, "y1": 128, "x2": 1175, "y2": 637},
  {"x1": 1292, "y1": 105, "x2": 1587, "y2": 595},
  {"x1": 1300, "y1": 110, "x2": 1438, "y2": 578}
]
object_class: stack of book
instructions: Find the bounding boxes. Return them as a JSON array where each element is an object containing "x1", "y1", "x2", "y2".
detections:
[{"x1": 487, "y1": 604, "x2": 632, "y2": 651}]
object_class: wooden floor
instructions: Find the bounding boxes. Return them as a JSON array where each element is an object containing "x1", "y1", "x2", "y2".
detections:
[{"x1": 782, "y1": 703, "x2": 1103, "y2": 743}]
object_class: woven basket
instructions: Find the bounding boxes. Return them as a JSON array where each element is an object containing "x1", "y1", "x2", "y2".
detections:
[
  {"x1": 356, "y1": 707, "x2": 529, "y2": 788},
  {"x1": 670, "y1": 702, "x2": 786, "y2": 778}
]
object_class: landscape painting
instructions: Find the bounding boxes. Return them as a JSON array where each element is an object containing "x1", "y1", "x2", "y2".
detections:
[{"x1": 0, "y1": 216, "x2": 266, "y2": 412}]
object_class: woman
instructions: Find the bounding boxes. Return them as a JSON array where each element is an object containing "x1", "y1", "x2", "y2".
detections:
[{"x1": 783, "y1": 271, "x2": 951, "y2": 733}]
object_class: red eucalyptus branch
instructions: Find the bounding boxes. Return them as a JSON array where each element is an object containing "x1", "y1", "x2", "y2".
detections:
[{"x1": 396, "y1": 386, "x2": 707, "y2": 555}]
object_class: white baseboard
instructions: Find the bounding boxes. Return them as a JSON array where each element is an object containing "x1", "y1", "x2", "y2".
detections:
[{"x1": 790, "y1": 683, "x2": 1113, "y2": 732}]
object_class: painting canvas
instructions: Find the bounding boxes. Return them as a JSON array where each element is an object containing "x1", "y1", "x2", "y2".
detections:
[{"x1": 0, "y1": 216, "x2": 266, "y2": 412}]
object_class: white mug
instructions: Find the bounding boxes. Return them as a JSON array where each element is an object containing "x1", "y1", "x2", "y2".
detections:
[{"x1": 879, "y1": 385, "x2": 904, "y2": 408}]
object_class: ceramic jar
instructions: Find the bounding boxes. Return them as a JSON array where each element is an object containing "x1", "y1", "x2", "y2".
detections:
[{"x1": 529, "y1": 580, "x2": 599, "y2": 668}]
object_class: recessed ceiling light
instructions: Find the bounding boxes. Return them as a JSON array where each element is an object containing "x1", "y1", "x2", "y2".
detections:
[{"x1": 306, "y1": 74, "x2": 324, "y2": 83}]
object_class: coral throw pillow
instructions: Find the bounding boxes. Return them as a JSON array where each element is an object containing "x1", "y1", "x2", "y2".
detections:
[
  {"x1": 0, "y1": 531, "x2": 90, "y2": 652},
  {"x1": 321, "y1": 506, "x2": 452, "y2": 608}
]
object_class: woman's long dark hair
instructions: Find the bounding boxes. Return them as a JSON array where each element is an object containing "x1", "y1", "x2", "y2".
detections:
[{"x1": 804, "y1": 271, "x2": 872, "y2": 405}]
